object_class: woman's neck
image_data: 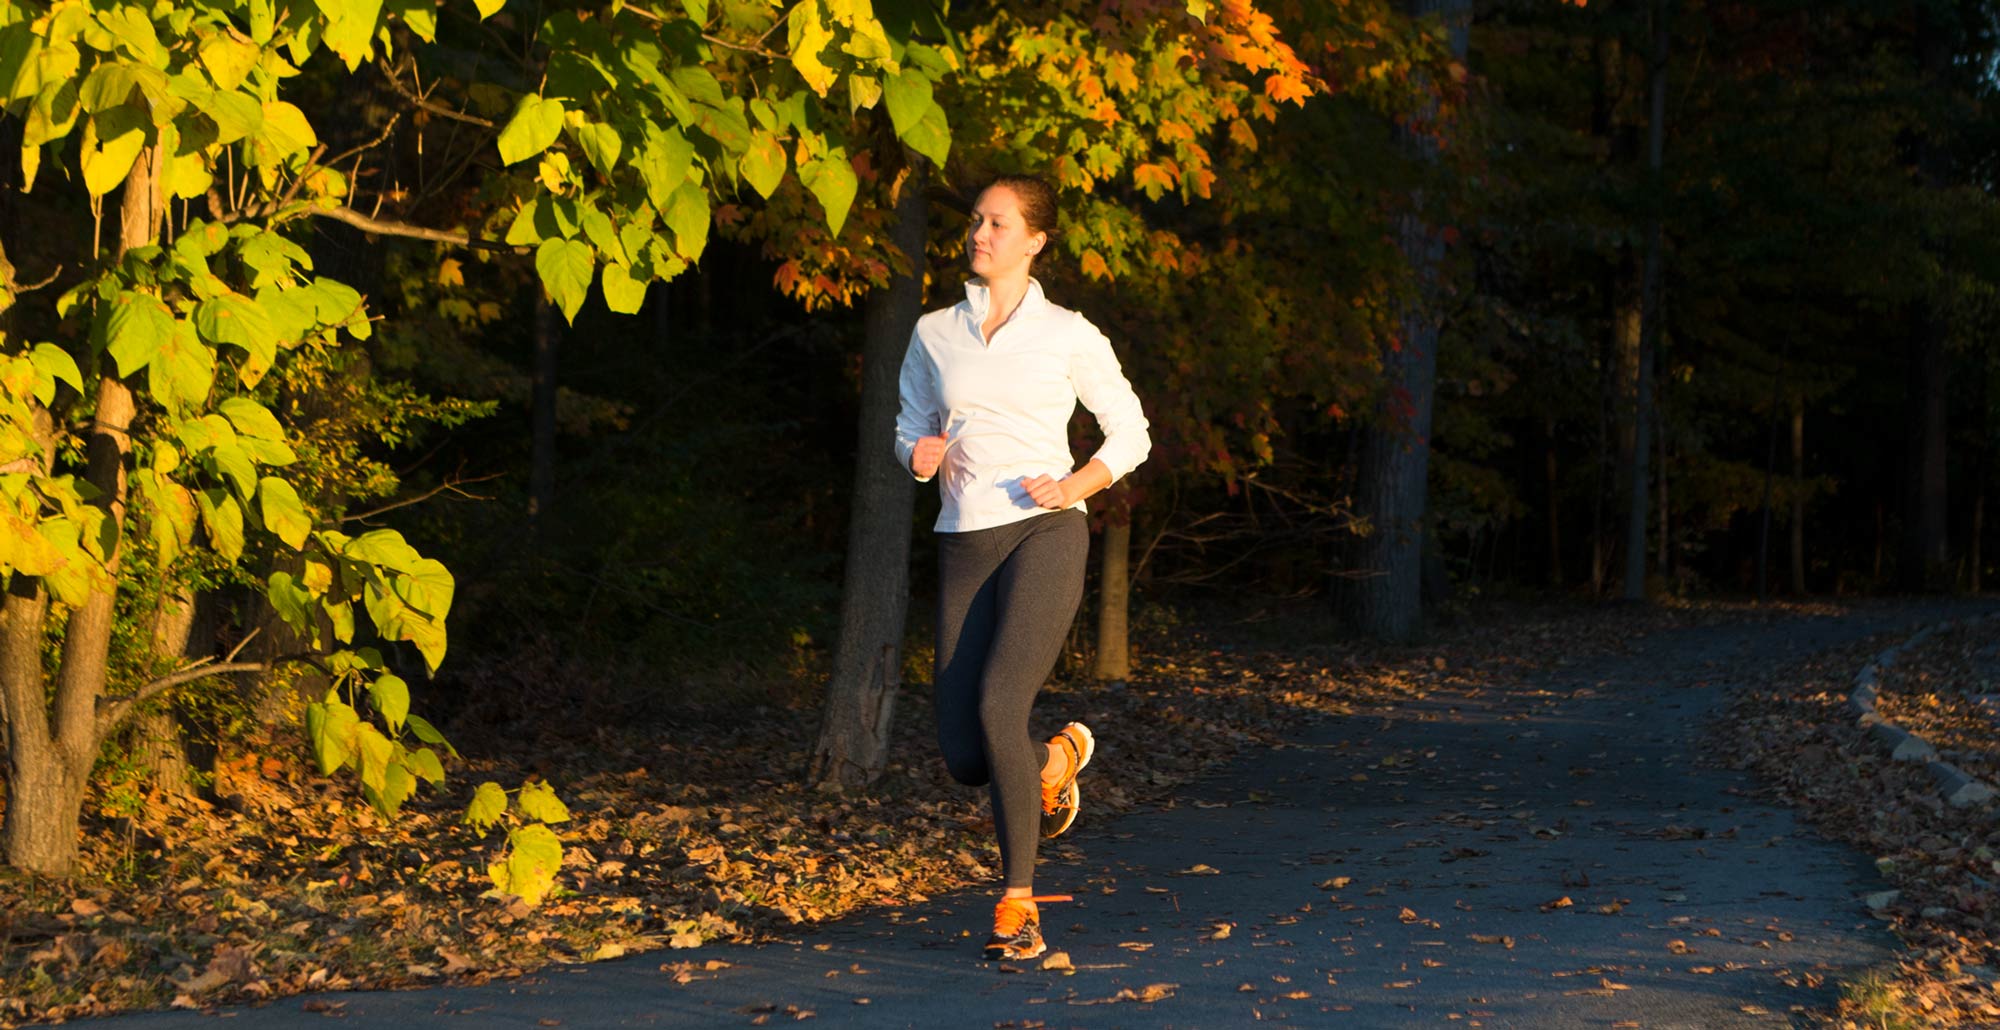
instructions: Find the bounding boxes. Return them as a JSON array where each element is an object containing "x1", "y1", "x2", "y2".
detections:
[{"x1": 982, "y1": 272, "x2": 1032, "y2": 328}]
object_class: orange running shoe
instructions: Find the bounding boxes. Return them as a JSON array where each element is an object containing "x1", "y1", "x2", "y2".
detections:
[
  {"x1": 983, "y1": 895, "x2": 1071, "y2": 961},
  {"x1": 1040, "y1": 722, "x2": 1095, "y2": 839}
]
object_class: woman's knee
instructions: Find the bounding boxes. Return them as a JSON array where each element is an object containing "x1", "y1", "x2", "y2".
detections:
[{"x1": 940, "y1": 748, "x2": 989, "y2": 786}]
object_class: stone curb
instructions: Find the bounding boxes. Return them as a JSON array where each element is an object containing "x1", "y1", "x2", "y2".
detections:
[{"x1": 1848, "y1": 617, "x2": 1999, "y2": 811}]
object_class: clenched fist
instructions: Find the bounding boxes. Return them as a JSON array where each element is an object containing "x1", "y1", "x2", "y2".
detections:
[{"x1": 911, "y1": 432, "x2": 950, "y2": 478}]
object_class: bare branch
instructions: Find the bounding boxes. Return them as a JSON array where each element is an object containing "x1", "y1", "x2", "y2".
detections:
[
  {"x1": 223, "y1": 626, "x2": 263, "y2": 664},
  {"x1": 306, "y1": 205, "x2": 524, "y2": 253},
  {"x1": 324, "y1": 112, "x2": 404, "y2": 172},
  {"x1": 12, "y1": 265, "x2": 62, "y2": 293},
  {"x1": 97, "y1": 661, "x2": 271, "y2": 734},
  {"x1": 343, "y1": 471, "x2": 504, "y2": 523},
  {"x1": 379, "y1": 57, "x2": 497, "y2": 128}
]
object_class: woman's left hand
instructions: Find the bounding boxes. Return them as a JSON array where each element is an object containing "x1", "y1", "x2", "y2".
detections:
[{"x1": 1023, "y1": 474, "x2": 1072, "y2": 510}]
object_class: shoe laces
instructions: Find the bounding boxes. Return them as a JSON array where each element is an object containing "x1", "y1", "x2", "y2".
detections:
[{"x1": 993, "y1": 894, "x2": 1072, "y2": 937}]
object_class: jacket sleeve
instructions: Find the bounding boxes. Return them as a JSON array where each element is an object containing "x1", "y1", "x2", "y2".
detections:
[
  {"x1": 892, "y1": 329, "x2": 942, "y2": 482},
  {"x1": 1069, "y1": 316, "x2": 1151, "y2": 483}
]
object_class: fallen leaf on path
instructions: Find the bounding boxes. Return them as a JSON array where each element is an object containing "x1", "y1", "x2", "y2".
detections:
[{"x1": 1177, "y1": 864, "x2": 1221, "y2": 876}]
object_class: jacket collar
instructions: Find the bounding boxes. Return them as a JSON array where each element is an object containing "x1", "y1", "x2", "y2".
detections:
[{"x1": 962, "y1": 276, "x2": 1047, "y2": 322}]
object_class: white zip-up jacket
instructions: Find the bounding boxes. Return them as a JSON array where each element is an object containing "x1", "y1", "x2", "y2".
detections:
[{"x1": 894, "y1": 278, "x2": 1151, "y2": 533}]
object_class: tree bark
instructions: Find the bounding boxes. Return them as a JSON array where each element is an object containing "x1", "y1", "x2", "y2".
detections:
[
  {"x1": 528, "y1": 293, "x2": 560, "y2": 528},
  {"x1": 130, "y1": 591, "x2": 199, "y2": 796},
  {"x1": 1622, "y1": 0, "x2": 1669, "y2": 601},
  {"x1": 810, "y1": 165, "x2": 928, "y2": 788},
  {"x1": 1092, "y1": 519, "x2": 1131, "y2": 682},
  {"x1": 1335, "y1": 0, "x2": 1469, "y2": 642},
  {"x1": 1789, "y1": 398, "x2": 1806, "y2": 595},
  {"x1": 4, "y1": 148, "x2": 160, "y2": 873},
  {"x1": 1544, "y1": 416, "x2": 1563, "y2": 587},
  {"x1": 1900, "y1": 335, "x2": 1948, "y2": 590}
]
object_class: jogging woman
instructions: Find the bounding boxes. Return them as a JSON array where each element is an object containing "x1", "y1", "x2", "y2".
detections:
[{"x1": 893, "y1": 175, "x2": 1151, "y2": 961}]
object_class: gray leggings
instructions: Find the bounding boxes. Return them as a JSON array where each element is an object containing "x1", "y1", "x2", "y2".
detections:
[{"x1": 934, "y1": 508, "x2": 1089, "y2": 889}]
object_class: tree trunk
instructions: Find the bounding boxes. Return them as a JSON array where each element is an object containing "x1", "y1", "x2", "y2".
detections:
[
  {"x1": 1656, "y1": 403, "x2": 1670, "y2": 577},
  {"x1": 1544, "y1": 416, "x2": 1563, "y2": 587},
  {"x1": 529, "y1": 293, "x2": 560, "y2": 528},
  {"x1": 1622, "y1": 0, "x2": 1669, "y2": 602},
  {"x1": 130, "y1": 591, "x2": 199, "y2": 796},
  {"x1": 1900, "y1": 335, "x2": 1948, "y2": 590},
  {"x1": 810, "y1": 165, "x2": 929, "y2": 788},
  {"x1": 1789, "y1": 398, "x2": 1806, "y2": 595},
  {"x1": 1092, "y1": 519, "x2": 1131, "y2": 682},
  {"x1": 1334, "y1": 0, "x2": 1468, "y2": 642},
  {"x1": 3, "y1": 147, "x2": 160, "y2": 873}
]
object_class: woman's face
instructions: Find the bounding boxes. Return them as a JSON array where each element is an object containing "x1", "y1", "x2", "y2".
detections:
[{"x1": 967, "y1": 186, "x2": 1046, "y2": 282}]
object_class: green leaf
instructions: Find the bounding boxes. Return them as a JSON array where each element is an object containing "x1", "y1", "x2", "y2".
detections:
[
  {"x1": 266, "y1": 570, "x2": 315, "y2": 636},
  {"x1": 373, "y1": 758, "x2": 417, "y2": 817},
  {"x1": 517, "y1": 780, "x2": 571, "y2": 823},
  {"x1": 489, "y1": 823, "x2": 563, "y2": 906},
  {"x1": 680, "y1": 0, "x2": 708, "y2": 22},
  {"x1": 497, "y1": 93, "x2": 564, "y2": 166},
  {"x1": 473, "y1": 0, "x2": 505, "y2": 17},
  {"x1": 600, "y1": 262, "x2": 647, "y2": 314},
  {"x1": 80, "y1": 106, "x2": 148, "y2": 196},
  {"x1": 406, "y1": 713, "x2": 455, "y2": 754},
  {"x1": 196, "y1": 487, "x2": 245, "y2": 559},
  {"x1": 579, "y1": 205, "x2": 625, "y2": 264},
  {"x1": 902, "y1": 99, "x2": 950, "y2": 166},
  {"x1": 369, "y1": 673, "x2": 410, "y2": 732},
  {"x1": 29, "y1": 343, "x2": 82, "y2": 403},
  {"x1": 210, "y1": 441, "x2": 258, "y2": 501},
  {"x1": 638, "y1": 127, "x2": 696, "y2": 212},
  {"x1": 307, "y1": 697, "x2": 362, "y2": 775},
  {"x1": 388, "y1": 0, "x2": 436, "y2": 41},
  {"x1": 464, "y1": 780, "x2": 508, "y2": 830},
  {"x1": 346, "y1": 528, "x2": 424, "y2": 570},
  {"x1": 504, "y1": 200, "x2": 546, "y2": 247},
  {"x1": 149, "y1": 321, "x2": 214, "y2": 414},
  {"x1": 195, "y1": 294, "x2": 278, "y2": 372},
  {"x1": 220, "y1": 396, "x2": 285, "y2": 440},
  {"x1": 883, "y1": 69, "x2": 932, "y2": 136},
  {"x1": 324, "y1": 598, "x2": 355, "y2": 643},
  {"x1": 574, "y1": 121, "x2": 622, "y2": 177},
  {"x1": 258, "y1": 476, "x2": 311, "y2": 549},
  {"x1": 408, "y1": 746, "x2": 445, "y2": 785},
  {"x1": 800, "y1": 150, "x2": 857, "y2": 237},
  {"x1": 252, "y1": 101, "x2": 316, "y2": 167},
  {"x1": 356, "y1": 722, "x2": 394, "y2": 797},
  {"x1": 100, "y1": 291, "x2": 173, "y2": 376},
  {"x1": 535, "y1": 238, "x2": 594, "y2": 324},
  {"x1": 664, "y1": 180, "x2": 710, "y2": 262},
  {"x1": 198, "y1": 35, "x2": 260, "y2": 91},
  {"x1": 738, "y1": 129, "x2": 787, "y2": 199}
]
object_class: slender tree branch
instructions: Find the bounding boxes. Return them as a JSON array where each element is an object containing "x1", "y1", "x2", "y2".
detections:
[
  {"x1": 96, "y1": 660, "x2": 281, "y2": 734},
  {"x1": 12, "y1": 265, "x2": 62, "y2": 293},
  {"x1": 378, "y1": 57, "x2": 497, "y2": 128},
  {"x1": 343, "y1": 472, "x2": 503, "y2": 523},
  {"x1": 324, "y1": 112, "x2": 404, "y2": 173},
  {"x1": 223, "y1": 626, "x2": 263, "y2": 664},
  {"x1": 702, "y1": 33, "x2": 786, "y2": 60},
  {"x1": 306, "y1": 205, "x2": 524, "y2": 253}
]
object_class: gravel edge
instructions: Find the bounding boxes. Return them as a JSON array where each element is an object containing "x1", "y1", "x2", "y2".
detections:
[{"x1": 1848, "y1": 616, "x2": 2000, "y2": 811}]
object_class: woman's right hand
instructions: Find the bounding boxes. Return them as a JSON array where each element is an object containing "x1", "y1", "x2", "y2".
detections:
[{"x1": 911, "y1": 432, "x2": 949, "y2": 478}]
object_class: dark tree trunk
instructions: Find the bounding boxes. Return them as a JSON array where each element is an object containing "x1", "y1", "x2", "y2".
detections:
[
  {"x1": 1544, "y1": 416, "x2": 1563, "y2": 587},
  {"x1": 1790, "y1": 399, "x2": 1806, "y2": 595},
  {"x1": 1622, "y1": 0, "x2": 1669, "y2": 601},
  {"x1": 529, "y1": 293, "x2": 561, "y2": 528},
  {"x1": 1093, "y1": 519, "x2": 1131, "y2": 682},
  {"x1": 1334, "y1": 0, "x2": 1469, "y2": 642},
  {"x1": 1900, "y1": 336, "x2": 1949, "y2": 591},
  {"x1": 811, "y1": 166, "x2": 929, "y2": 788}
]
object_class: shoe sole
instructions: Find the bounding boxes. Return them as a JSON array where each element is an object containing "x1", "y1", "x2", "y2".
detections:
[
  {"x1": 983, "y1": 940, "x2": 1047, "y2": 961},
  {"x1": 1042, "y1": 723, "x2": 1095, "y2": 839}
]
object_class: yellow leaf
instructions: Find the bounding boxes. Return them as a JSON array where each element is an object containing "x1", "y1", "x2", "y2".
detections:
[{"x1": 437, "y1": 258, "x2": 464, "y2": 287}]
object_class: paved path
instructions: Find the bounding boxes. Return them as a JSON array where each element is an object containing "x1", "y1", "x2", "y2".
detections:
[{"x1": 71, "y1": 603, "x2": 1986, "y2": 1029}]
